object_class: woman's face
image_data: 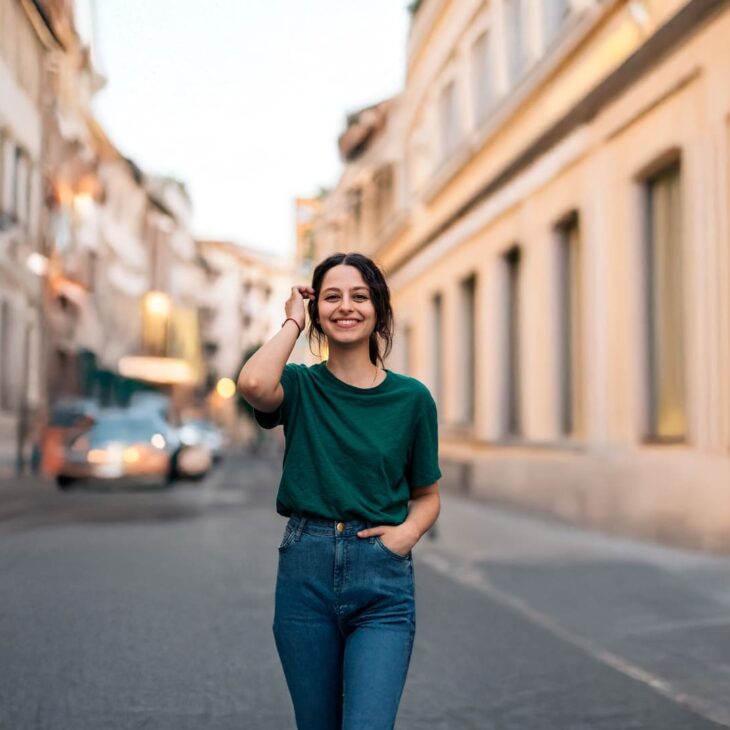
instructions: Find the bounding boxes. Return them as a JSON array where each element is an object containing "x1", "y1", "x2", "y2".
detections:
[{"x1": 317, "y1": 264, "x2": 377, "y2": 346}]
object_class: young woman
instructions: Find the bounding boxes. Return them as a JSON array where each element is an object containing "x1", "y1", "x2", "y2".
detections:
[{"x1": 237, "y1": 252, "x2": 441, "y2": 730}]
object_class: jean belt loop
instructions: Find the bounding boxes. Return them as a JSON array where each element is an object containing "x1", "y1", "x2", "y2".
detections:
[{"x1": 294, "y1": 516, "x2": 306, "y2": 542}]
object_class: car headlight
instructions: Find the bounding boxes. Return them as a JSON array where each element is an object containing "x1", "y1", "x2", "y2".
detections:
[
  {"x1": 87, "y1": 449, "x2": 108, "y2": 464},
  {"x1": 179, "y1": 425, "x2": 199, "y2": 445},
  {"x1": 123, "y1": 447, "x2": 140, "y2": 464},
  {"x1": 150, "y1": 433, "x2": 166, "y2": 449}
]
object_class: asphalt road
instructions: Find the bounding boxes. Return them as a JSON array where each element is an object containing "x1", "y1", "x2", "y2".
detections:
[{"x1": 1, "y1": 450, "x2": 728, "y2": 729}]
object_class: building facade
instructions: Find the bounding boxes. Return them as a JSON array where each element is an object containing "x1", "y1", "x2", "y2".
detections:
[
  {"x1": 196, "y1": 240, "x2": 297, "y2": 381},
  {"x1": 0, "y1": 0, "x2": 212, "y2": 474},
  {"x1": 0, "y1": 0, "x2": 59, "y2": 474},
  {"x1": 310, "y1": 0, "x2": 730, "y2": 550}
]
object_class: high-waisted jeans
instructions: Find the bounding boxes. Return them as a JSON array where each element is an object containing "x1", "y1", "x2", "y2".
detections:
[{"x1": 273, "y1": 514, "x2": 416, "y2": 730}]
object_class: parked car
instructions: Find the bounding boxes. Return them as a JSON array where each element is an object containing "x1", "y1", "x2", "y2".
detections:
[
  {"x1": 178, "y1": 420, "x2": 226, "y2": 464},
  {"x1": 127, "y1": 392, "x2": 172, "y2": 420},
  {"x1": 125, "y1": 402, "x2": 215, "y2": 480},
  {"x1": 56, "y1": 410, "x2": 180, "y2": 489},
  {"x1": 41, "y1": 398, "x2": 100, "y2": 477}
]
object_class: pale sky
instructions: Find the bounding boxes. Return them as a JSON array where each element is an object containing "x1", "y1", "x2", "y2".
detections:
[{"x1": 92, "y1": 1, "x2": 410, "y2": 260}]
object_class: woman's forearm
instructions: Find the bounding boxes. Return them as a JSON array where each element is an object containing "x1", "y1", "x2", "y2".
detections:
[
  {"x1": 237, "y1": 320, "x2": 299, "y2": 400},
  {"x1": 403, "y1": 491, "x2": 440, "y2": 541}
]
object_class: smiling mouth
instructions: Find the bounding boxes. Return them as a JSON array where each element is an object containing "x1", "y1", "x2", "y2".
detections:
[{"x1": 333, "y1": 319, "x2": 361, "y2": 328}]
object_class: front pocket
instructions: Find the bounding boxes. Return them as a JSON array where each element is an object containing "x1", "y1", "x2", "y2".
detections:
[
  {"x1": 375, "y1": 535, "x2": 411, "y2": 561},
  {"x1": 278, "y1": 524, "x2": 296, "y2": 551}
]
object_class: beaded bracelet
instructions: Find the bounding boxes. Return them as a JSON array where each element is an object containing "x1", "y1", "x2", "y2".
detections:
[{"x1": 281, "y1": 317, "x2": 303, "y2": 336}]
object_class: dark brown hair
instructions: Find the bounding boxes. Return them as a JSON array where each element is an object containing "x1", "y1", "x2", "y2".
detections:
[{"x1": 307, "y1": 252, "x2": 394, "y2": 367}]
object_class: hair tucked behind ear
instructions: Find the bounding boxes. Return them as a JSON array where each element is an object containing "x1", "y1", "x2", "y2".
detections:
[{"x1": 307, "y1": 252, "x2": 394, "y2": 368}]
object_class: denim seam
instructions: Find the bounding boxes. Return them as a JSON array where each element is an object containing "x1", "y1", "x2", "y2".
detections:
[{"x1": 294, "y1": 516, "x2": 307, "y2": 542}]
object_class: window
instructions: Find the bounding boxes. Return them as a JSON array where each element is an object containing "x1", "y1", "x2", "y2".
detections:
[
  {"x1": 439, "y1": 80, "x2": 460, "y2": 160},
  {"x1": 471, "y1": 31, "x2": 494, "y2": 125},
  {"x1": 0, "y1": 135, "x2": 12, "y2": 220},
  {"x1": 431, "y1": 293, "x2": 444, "y2": 410},
  {"x1": 15, "y1": 148, "x2": 30, "y2": 225},
  {"x1": 402, "y1": 324, "x2": 413, "y2": 376},
  {"x1": 458, "y1": 275, "x2": 477, "y2": 424},
  {"x1": 0, "y1": 0, "x2": 17, "y2": 71},
  {"x1": 85, "y1": 251, "x2": 99, "y2": 292},
  {"x1": 542, "y1": 0, "x2": 570, "y2": 47},
  {"x1": 348, "y1": 188, "x2": 363, "y2": 244},
  {"x1": 16, "y1": 5, "x2": 42, "y2": 102},
  {"x1": 26, "y1": 321, "x2": 39, "y2": 405},
  {"x1": 0, "y1": 300, "x2": 20, "y2": 411},
  {"x1": 408, "y1": 133, "x2": 427, "y2": 195},
  {"x1": 394, "y1": 323, "x2": 413, "y2": 376},
  {"x1": 556, "y1": 213, "x2": 582, "y2": 436},
  {"x1": 11, "y1": 146, "x2": 20, "y2": 220},
  {"x1": 644, "y1": 162, "x2": 686, "y2": 441},
  {"x1": 0, "y1": 300, "x2": 8, "y2": 409},
  {"x1": 503, "y1": 247, "x2": 521, "y2": 437},
  {"x1": 373, "y1": 165, "x2": 394, "y2": 233},
  {"x1": 504, "y1": 0, "x2": 525, "y2": 86},
  {"x1": 0, "y1": 129, "x2": 5, "y2": 221}
]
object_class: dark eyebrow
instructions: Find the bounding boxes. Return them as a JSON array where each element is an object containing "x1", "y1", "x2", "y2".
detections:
[{"x1": 321, "y1": 286, "x2": 369, "y2": 294}]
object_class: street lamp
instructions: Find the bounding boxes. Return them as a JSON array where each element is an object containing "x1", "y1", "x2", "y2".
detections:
[
  {"x1": 26, "y1": 252, "x2": 49, "y2": 276},
  {"x1": 142, "y1": 291, "x2": 172, "y2": 357},
  {"x1": 72, "y1": 192, "x2": 94, "y2": 222},
  {"x1": 215, "y1": 377, "x2": 236, "y2": 399},
  {"x1": 144, "y1": 291, "x2": 172, "y2": 318}
]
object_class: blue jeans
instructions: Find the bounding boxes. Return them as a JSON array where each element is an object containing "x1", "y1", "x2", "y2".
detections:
[{"x1": 273, "y1": 514, "x2": 416, "y2": 730}]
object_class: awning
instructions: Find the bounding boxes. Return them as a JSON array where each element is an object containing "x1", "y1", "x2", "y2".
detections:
[{"x1": 117, "y1": 356, "x2": 198, "y2": 385}]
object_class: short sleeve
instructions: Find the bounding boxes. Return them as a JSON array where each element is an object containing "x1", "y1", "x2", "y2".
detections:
[
  {"x1": 405, "y1": 391, "x2": 442, "y2": 490},
  {"x1": 253, "y1": 364, "x2": 299, "y2": 429}
]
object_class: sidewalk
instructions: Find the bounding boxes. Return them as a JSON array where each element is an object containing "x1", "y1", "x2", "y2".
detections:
[
  {"x1": 0, "y1": 470, "x2": 55, "y2": 502},
  {"x1": 418, "y1": 492, "x2": 730, "y2": 727}
]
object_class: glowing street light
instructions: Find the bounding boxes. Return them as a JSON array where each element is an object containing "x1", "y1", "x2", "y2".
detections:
[
  {"x1": 216, "y1": 377, "x2": 236, "y2": 399},
  {"x1": 144, "y1": 291, "x2": 171, "y2": 317},
  {"x1": 26, "y1": 252, "x2": 49, "y2": 276},
  {"x1": 73, "y1": 192, "x2": 95, "y2": 221}
]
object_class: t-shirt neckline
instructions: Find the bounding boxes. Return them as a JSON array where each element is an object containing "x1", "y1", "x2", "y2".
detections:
[{"x1": 318, "y1": 361, "x2": 391, "y2": 393}]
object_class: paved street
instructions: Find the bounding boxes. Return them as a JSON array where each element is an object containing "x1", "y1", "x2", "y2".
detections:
[{"x1": 1, "y1": 450, "x2": 729, "y2": 729}]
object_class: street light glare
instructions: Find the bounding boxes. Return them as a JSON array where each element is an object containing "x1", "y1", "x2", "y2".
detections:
[
  {"x1": 216, "y1": 377, "x2": 236, "y2": 399},
  {"x1": 26, "y1": 252, "x2": 49, "y2": 276},
  {"x1": 144, "y1": 291, "x2": 172, "y2": 317},
  {"x1": 73, "y1": 193, "x2": 94, "y2": 220}
]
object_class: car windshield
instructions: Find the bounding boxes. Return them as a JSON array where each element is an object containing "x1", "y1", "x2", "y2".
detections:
[
  {"x1": 86, "y1": 418, "x2": 163, "y2": 446},
  {"x1": 185, "y1": 421, "x2": 215, "y2": 432}
]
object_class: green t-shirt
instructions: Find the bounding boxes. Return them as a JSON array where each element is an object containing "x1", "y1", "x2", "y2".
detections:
[{"x1": 254, "y1": 362, "x2": 441, "y2": 525}]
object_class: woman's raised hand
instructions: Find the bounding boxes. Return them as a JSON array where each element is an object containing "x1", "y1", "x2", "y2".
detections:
[{"x1": 285, "y1": 286, "x2": 316, "y2": 330}]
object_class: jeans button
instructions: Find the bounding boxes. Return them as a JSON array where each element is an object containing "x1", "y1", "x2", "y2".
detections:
[{"x1": 336, "y1": 522, "x2": 345, "y2": 533}]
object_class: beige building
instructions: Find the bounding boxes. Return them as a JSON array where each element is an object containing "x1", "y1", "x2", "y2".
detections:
[
  {"x1": 197, "y1": 240, "x2": 296, "y2": 382},
  {"x1": 42, "y1": 0, "x2": 109, "y2": 402},
  {"x1": 0, "y1": 0, "x2": 59, "y2": 473},
  {"x1": 140, "y1": 176, "x2": 207, "y2": 385},
  {"x1": 309, "y1": 0, "x2": 730, "y2": 550},
  {"x1": 91, "y1": 122, "x2": 148, "y2": 371},
  {"x1": 40, "y1": 0, "x2": 206, "y2": 404},
  {"x1": 295, "y1": 195, "x2": 324, "y2": 277}
]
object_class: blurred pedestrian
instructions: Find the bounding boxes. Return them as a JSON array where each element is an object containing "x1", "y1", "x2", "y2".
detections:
[{"x1": 237, "y1": 252, "x2": 441, "y2": 730}]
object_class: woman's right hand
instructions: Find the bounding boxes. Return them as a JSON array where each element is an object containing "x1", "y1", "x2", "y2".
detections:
[{"x1": 285, "y1": 286, "x2": 315, "y2": 330}]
